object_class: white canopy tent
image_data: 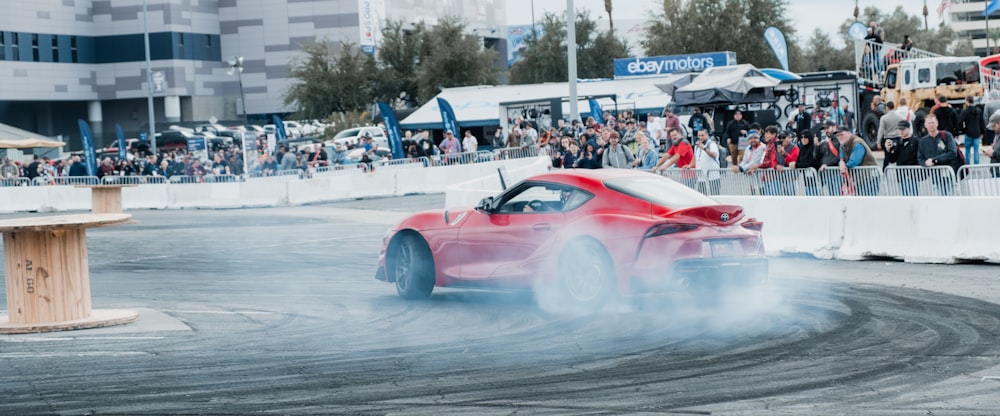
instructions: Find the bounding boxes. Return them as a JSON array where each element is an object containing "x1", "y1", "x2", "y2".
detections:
[{"x1": 399, "y1": 76, "x2": 679, "y2": 130}]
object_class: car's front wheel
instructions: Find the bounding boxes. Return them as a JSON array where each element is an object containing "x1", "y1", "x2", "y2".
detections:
[
  {"x1": 557, "y1": 239, "x2": 615, "y2": 309},
  {"x1": 391, "y1": 233, "x2": 434, "y2": 300}
]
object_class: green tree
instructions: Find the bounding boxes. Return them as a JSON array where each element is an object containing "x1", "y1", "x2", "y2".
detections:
[
  {"x1": 844, "y1": 6, "x2": 958, "y2": 55},
  {"x1": 800, "y1": 29, "x2": 853, "y2": 72},
  {"x1": 643, "y1": 0, "x2": 801, "y2": 70},
  {"x1": 371, "y1": 20, "x2": 423, "y2": 106},
  {"x1": 413, "y1": 17, "x2": 499, "y2": 103},
  {"x1": 509, "y1": 11, "x2": 630, "y2": 84},
  {"x1": 283, "y1": 40, "x2": 375, "y2": 119}
]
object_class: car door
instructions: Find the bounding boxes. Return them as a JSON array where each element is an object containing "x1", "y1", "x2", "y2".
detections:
[{"x1": 457, "y1": 183, "x2": 566, "y2": 284}]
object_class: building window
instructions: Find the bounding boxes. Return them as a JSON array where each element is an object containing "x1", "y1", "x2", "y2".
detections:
[
  {"x1": 178, "y1": 33, "x2": 184, "y2": 57},
  {"x1": 51, "y1": 35, "x2": 58, "y2": 61},
  {"x1": 206, "y1": 34, "x2": 212, "y2": 48},
  {"x1": 70, "y1": 35, "x2": 77, "y2": 63},
  {"x1": 11, "y1": 33, "x2": 19, "y2": 60},
  {"x1": 32, "y1": 33, "x2": 39, "y2": 61},
  {"x1": 0, "y1": 32, "x2": 5, "y2": 61}
]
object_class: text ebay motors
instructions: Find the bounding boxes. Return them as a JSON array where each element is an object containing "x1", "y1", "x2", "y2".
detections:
[
  {"x1": 628, "y1": 56, "x2": 716, "y2": 74},
  {"x1": 614, "y1": 52, "x2": 737, "y2": 78}
]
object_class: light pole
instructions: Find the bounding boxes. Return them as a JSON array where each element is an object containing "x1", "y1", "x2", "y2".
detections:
[
  {"x1": 143, "y1": 0, "x2": 157, "y2": 156},
  {"x1": 227, "y1": 56, "x2": 250, "y2": 178},
  {"x1": 227, "y1": 56, "x2": 249, "y2": 127}
]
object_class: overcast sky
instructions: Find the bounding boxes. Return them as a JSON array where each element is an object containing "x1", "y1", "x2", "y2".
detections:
[{"x1": 505, "y1": 0, "x2": 943, "y2": 50}]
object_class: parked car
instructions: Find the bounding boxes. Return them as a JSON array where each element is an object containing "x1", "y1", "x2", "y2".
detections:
[
  {"x1": 327, "y1": 126, "x2": 388, "y2": 149},
  {"x1": 376, "y1": 169, "x2": 768, "y2": 310},
  {"x1": 344, "y1": 147, "x2": 392, "y2": 164}
]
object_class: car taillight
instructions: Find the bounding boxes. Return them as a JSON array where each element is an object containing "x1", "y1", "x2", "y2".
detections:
[
  {"x1": 645, "y1": 223, "x2": 698, "y2": 238},
  {"x1": 741, "y1": 220, "x2": 763, "y2": 232}
]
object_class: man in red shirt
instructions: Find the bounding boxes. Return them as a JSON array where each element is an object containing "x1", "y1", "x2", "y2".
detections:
[{"x1": 652, "y1": 128, "x2": 694, "y2": 173}]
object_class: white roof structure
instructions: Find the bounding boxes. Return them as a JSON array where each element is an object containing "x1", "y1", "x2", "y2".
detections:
[{"x1": 399, "y1": 77, "x2": 678, "y2": 129}]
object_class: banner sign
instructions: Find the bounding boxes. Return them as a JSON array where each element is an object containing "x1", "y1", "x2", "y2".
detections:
[
  {"x1": 614, "y1": 52, "x2": 736, "y2": 78},
  {"x1": 378, "y1": 102, "x2": 405, "y2": 160},
  {"x1": 764, "y1": 27, "x2": 789, "y2": 71},
  {"x1": 76, "y1": 119, "x2": 97, "y2": 176},
  {"x1": 359, "y1": 0, "x2": 386, "y2": 55},
  {"x1": 436, "y1": 97, "x2": 461, "y2": 138}
]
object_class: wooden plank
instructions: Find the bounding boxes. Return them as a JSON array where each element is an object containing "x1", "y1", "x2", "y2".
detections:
[
  {"x1": 91, "y1": 187, "x2": 123, "y2": 214},
  {"x1": 0, "y1": 213, "x2": 131, "y2": 232}
]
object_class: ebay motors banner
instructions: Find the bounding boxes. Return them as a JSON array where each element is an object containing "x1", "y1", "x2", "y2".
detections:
[{"x1": 614, "y1": 52, "x2": 736, "y2": 78}]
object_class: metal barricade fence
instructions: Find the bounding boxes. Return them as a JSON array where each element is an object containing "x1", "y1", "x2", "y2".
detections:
[
  {"x1": 312, "y1": 163, "x2": 368, "y2": 177},
  {"x1": 815, "y1": 166, "x2": 884, "y2": 196},
  {"x1": 168, "y1": 175, "x2": 203, "y2": 184},
  {"x1": 711, "y1": 168, "x2": 756, "y2": 196},
  {"x1": 957, "y1": 163, "x2": 1000, "y2": 196},
  {"x1": 1, "y1": 177, "x2": 29, "y2": 187},
  {"x1": 205, "y1": 174, "x2": 239, "y2": 183},
  {"x1": 883, "y1": 166, "x2": 956, "y2": 196},
  {"x1": 476, "y1": 150, "x2": 495, "y2": 163},
  {"x1": 658, "y1": 168, "x2": 700, "y2": 191},
  {"x1": 34, "y1": 176, "x2": 100, "y2": 186},
  {"x1": 275, "y1": 169, "x2": 305, "y2": 179},
  {"x1": 750, "y1": 168, "x2": 819, "y2": 196},
  {"x1": 372, "y1": 157, "x2": 428, "y2": 171},
  {"x1": 493, "y1": 146, "x2": 538, "y2": 160},
  {"x1": 102, "y1": 175, "x2": 168, "y2": 185}
]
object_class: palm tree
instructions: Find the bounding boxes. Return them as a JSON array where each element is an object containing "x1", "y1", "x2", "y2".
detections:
[{"x1": 990, "y1": 29, "x2": 1000, "y2": 54}]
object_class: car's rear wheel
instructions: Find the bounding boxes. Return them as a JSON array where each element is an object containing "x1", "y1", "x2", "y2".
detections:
[
  {"x1": 558, "y1": 239, "x2": 615, "y2": 309},
  {"x1": 391, "y1": 233, "x2": 434, "y2": 300}
]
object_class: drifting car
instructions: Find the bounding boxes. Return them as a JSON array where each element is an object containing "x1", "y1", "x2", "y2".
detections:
[{"x1": 376, "y1": 169, "x2": 767, "y2": 308}]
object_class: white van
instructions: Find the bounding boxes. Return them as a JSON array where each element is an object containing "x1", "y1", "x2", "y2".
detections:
[{"x1": 325, "y1": 126, "x2": 388, "y2": 149}]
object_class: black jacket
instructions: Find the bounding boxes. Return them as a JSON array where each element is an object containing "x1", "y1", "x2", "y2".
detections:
[
  {"x1": 918, "y1": 131, "x2": 958, "y2": 168},
  {"x1": 958, "y1": 105, "x2": 984, "y2": 138},
  {"x1": 886, "y1": 137, "x2": 919, "y2": 166},
  {"x1": 933, "y1": 105, "x2": 959, "y2": 136},
  {"x1": 724, "y1": 119, "x2": 750, "y2": 147},
  {"x1": 796, "y1": 142, "x2": 819, "y2": 170}
]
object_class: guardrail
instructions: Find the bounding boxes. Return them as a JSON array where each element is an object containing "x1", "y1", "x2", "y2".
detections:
[
  {"x1": 33, "y1": 176, "x2": 100, "y2": 186},
  {"x1": 657, "y1": 165, "x2": 1000, "y2": 197},
  {"x1": 6, "y1": 155, "x2": 999, "y2": 198},
  {"x1": 1, "y1": 178, "x2": 30, "y2": 187},
  {"x1": 102, "y1": 175, "x2": 168, "y2": 185}
]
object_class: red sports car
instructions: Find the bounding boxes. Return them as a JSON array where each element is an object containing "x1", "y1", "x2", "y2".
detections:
[{"x1": 375, "y1": 168, "x2": 767, "y2": 308}]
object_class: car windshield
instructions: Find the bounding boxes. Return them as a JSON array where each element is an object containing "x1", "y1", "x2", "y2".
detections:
[
  {"x1": 604, "y1": 175, "x2": 718, "y2": 209},
  {"x1": 333, "y1": 129, "x2": 361, "y2": 139}
]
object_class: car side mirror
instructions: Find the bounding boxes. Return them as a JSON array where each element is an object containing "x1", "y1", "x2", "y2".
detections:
[{"x1": 477, "y1": 196, "x2": 494, "y2": 213}]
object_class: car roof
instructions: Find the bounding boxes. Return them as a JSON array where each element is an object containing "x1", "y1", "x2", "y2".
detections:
[{"x1": 528, "y1": 168, "x2": 654, "y2": 187}]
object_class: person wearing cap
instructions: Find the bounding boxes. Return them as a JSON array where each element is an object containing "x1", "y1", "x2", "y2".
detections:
[
  {"x1": 983, "y1": 111, "x2": 1000, "y2": 165},
  {"x1": 836, "y1": 126, "x2": 879, "y2": 195},
  {"x1": 731, "y1": 129, "x2": 764, "y2": 174},
  {"x1": 621, "y1": 119, "x2": 638, "y2": 154},
  {"x1": 439, "y1": 130, "x2": 462, "y2": 164},
  {"x1": 815, "y1": 120, "x2": 844, "y2": 195},
  {"x1": 877, "y1": 101, "x2": 903, "y2": 170},
  {"x1": 886, "y1": 119, "x2": 921, "y2": 195}
]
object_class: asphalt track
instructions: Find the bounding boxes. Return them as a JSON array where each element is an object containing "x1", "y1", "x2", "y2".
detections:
[{"x1": 1, "y1": 194, "x2": 999, "y2": 415}]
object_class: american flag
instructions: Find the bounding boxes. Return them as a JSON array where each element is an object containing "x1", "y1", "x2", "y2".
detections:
[{"x1": 937, "y1": 0, "x2": 950, "y2": 18}]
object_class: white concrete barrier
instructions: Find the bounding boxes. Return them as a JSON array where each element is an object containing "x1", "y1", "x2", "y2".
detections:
[
  {"x1": 1, "y1": 186, "x2": 52, "y2": 213},
  {"x1": 123, "y1": 184, "x2": 169, "y2": 210},
  {"x1": 167, "y1": 182, "x2": 243, "y2": 209},
  {"x1": 837, "y1": 197, "x2": 1000, "y2": 263},
  {"x1": 47, "y1": 186, "x2": 90, "y2": 211},
  {"x1": 715, "y1": 196, "x2": 847, "y2": 259},
  {"x1": 239, "y1": 180, "x2": 288, "y2": 207}
]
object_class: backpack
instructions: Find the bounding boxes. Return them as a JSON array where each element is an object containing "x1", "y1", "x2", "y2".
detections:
[{"x1": 711, "y1": 139, "x2": 729, "y2": 168}]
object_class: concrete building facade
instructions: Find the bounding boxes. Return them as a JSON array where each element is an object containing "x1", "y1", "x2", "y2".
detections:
[{"x1": 0, "y1": 0, "x2": 504, "y2": 148}]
